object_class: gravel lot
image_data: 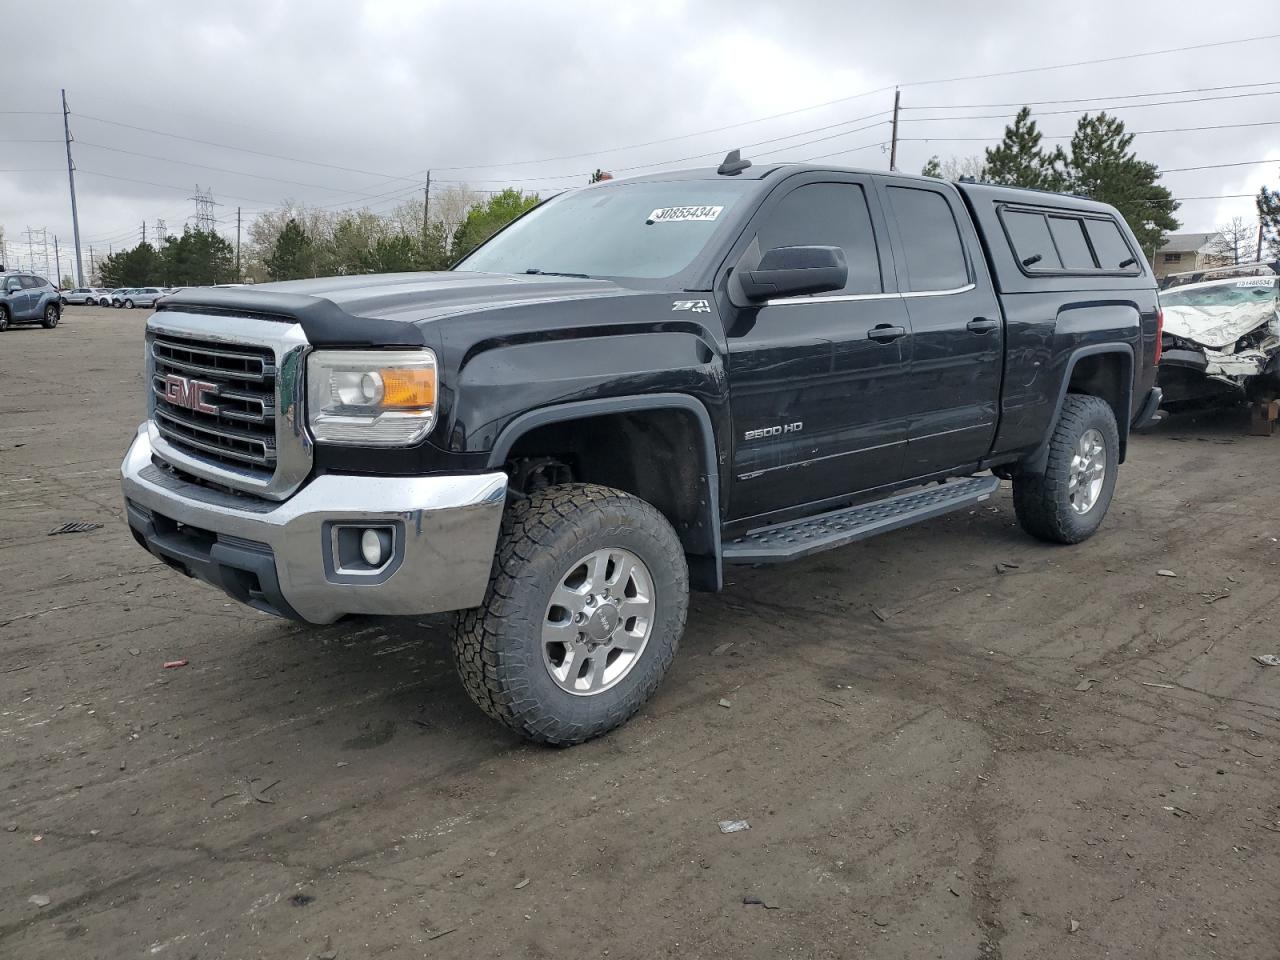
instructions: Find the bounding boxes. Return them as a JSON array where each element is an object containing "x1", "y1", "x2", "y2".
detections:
[{"x1": 2, "y1": 306, "x2": 1279, "y2": 959}]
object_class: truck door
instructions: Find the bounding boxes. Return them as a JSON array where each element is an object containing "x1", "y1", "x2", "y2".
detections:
[
  {"x1": 880, "y1": 181, "x2": 1003, "y2": 477},
  {"x1": 722, "y1": 173, "x2": 913, "y2": 522}
]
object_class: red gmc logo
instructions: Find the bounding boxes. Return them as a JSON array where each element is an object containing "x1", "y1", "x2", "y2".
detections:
[{"x1": 163, "y1": 374, "x2": 219, "y2": 414}]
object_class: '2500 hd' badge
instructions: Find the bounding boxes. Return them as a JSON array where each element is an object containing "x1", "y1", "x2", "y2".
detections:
[{"x1": 671, "y1": 299, "x2": 711, "y2": 313}]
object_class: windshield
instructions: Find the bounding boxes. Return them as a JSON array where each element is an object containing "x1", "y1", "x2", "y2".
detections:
[
  {"x1": 1161, "y1": 278, "x2": 1277, "y2": 308},
  {"x1": 456, "y1": 180, "x2": 753, "y2": 281}
]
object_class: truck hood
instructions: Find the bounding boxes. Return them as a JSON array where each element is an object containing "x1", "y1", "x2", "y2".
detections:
[
  {"x1": 249, "y1": 271, "x2": 639, "y2": 324},
  {"x1": 1162, "y1": 299, "x2": 1277, "y2": 349},
  {"x1": 157, "y1": 272, "x2": 650, "y2": 347}
]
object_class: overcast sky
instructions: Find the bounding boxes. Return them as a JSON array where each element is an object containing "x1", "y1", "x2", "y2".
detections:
[{"x1": 4, "y1": 0, "x2": 1278, "y2": 278}]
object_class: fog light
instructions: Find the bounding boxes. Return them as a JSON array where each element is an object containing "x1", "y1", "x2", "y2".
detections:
[{"x1": 360, "y1": 528, "x2": 385, "y2": 566}]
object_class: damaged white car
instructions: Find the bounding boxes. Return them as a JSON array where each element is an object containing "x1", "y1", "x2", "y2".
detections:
[{"x1": 1158, "y1": 271, "x2": 1280, "y2": 408}]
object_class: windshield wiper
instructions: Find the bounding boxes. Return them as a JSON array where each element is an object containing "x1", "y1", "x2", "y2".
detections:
[{"x1": 524, "y1": 268, "x2": 591, "y2": 279}]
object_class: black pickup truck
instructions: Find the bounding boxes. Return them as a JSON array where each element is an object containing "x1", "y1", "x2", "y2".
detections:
[{"x1": 121, "y1": 155, "x2": 1162, "y2": 744}]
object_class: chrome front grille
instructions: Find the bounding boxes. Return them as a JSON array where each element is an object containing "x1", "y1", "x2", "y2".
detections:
[
  {"x1": 145, "y1": 311, "x2": 312, "y2": 501},
  {"x1": 151, "y1": 333, "x2": 278, "y2": 474}
]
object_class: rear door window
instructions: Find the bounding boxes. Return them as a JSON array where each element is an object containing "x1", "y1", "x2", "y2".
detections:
[
  {"x1": 886, "y1": 186, "x2": 970, "y2": 291},
  {"x1": 758, "y1": 182, "x2": 883, "y2": 295}
]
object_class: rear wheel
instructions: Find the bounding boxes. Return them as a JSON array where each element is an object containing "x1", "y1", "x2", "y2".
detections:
[
  {"x1": 1013, "y1": 394, "x2": 1119, "y2": 544},
  {"x1": 41, "y1": 302, "x2": 60, "y2": 328},
  {"x1": 453, "y1": 483, "x2": 689, "y2": 745}
]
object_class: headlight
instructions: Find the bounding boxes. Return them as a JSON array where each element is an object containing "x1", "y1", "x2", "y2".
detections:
[{"x1": 307, "y1": 349, "x2": 437, "y2": 446}]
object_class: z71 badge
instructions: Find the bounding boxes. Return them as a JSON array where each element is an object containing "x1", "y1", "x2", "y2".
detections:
[{"x1": 671, "y1": 299, "x2": 711, "y2": 313}]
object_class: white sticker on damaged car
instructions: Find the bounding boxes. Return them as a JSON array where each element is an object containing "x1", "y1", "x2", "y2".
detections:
[{"x1": 647, "y1": 205, "x2": 723, "y2": 223}]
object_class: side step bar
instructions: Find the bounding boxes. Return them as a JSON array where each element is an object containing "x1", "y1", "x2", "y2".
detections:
[{"x1": 723, "y1": 475, "x2": 1001, "y2": 564}]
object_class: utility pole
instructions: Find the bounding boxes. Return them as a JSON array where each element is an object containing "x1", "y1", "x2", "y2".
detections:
[
  {"x1": 889, "y1": 88, "x2": 901, "y2": 172},
  {"x1": 1258, "y1": 220, "x2": 1266, "y2": 263},
  {"x1": 89, "y1": 245, "x2": 96, "y2": 283},
  {"x1": 142, "y1": 221, "x2": 147, "y2": 245},
  {"x1": 236, "y1": 206, "x2": 242, "y2": 279},
  {"x1": 61, "y1": 89, "x2": 85, "y2": 287},
  {"x1": 54, "y1": 235, "x2": 61, "y2": 285},
  {"x1": 423, "y1": 170, "x2": 431, "y2": 229}
]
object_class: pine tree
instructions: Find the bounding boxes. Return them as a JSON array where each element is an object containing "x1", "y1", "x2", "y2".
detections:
[
  {"x1": 1258, "y1": 169, "x2": 1280, "y2": 258},
  {"x1": 983, "y1": 107, "x2": 1066, "y2": 190},
  {"x1": 921, "y1": 156, "x2": 943, "y2": 178},
  {"x1": 1066, "y1": 112, "x2": 1179, "y2": 256},
  {"x1": 264, "y1": 219, "x2": 315, "y2": 281}
]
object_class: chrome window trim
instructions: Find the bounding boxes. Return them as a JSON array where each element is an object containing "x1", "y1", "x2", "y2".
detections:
[
  {"x1": 764, "y1": 283, "x2": 975, "y2": 306},
  {"x1": 145, "y1": 311, "x2": 313, "y2": 501}
]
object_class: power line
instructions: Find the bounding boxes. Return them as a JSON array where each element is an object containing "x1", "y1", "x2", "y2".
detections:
[
  {"x1": 906, "y1": 79, "x2": 1280, "y2": 110},
  {"x1": 75, "y1": 169, "x2": 275, "y2": 206},
  {"x1": 897, "y1": 33, "x2": 1280, "y2": 89},
  {"x1": 898, "y1": 118, "x2": 1280, "y2": 143},
  {"x1": 74, "y1": 113, "x2": 419, "y2": 184},
  {"x1": 75, "y1": 140, "x2": 397, "y2": 197},
  {"x1": 900, "y1": 88, "x2": 1280, "y2": 123},
  {"x1": 1163, "y1": 159, "x2": 1280, "y2": 174}
]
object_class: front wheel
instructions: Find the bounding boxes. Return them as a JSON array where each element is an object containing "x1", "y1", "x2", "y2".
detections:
[
  {"x1": 41, "y1": 303, "x2": 59, "y2": 328},
  {"x1": 453, "y1": 483, "x2": 689, "y2": 745},
  {"x1": 0, "y1": 305, "x2": 9, "y2": 331},
  {"x1": 1013, "y1": 394, "x2": 1119, "y2": 544},
  {"x1": 124, "y1": 299, "x2": 135, "y2": 309}
]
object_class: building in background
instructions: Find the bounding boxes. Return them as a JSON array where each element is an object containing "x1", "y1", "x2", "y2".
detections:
[{"x1": 1155, "y1": 232, "x2": 1223, "y2": 278}]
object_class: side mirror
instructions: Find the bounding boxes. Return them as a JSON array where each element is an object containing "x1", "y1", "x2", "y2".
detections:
[{"x1": 739, "y1": 245, "x2": 848, "y2": 302}]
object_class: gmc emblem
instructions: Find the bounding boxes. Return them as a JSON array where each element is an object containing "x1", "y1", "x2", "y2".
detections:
[{"x1": 163, "y1": 374, "x2": 219, "y2": 414}]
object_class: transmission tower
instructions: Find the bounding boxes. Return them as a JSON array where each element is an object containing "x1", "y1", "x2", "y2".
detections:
[
  {"x1": 155, "y1": 219, "x2": 168, "y2": 244},
  {"x1": 189, "y1": 186, "x2": 220, "y2": 232}
]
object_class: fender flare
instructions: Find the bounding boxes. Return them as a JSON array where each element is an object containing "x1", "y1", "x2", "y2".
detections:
[
  {"x1": 1022, "y1": 343, "x2": 1135, "y2": 475},
  {"x1": 487, "y1": 393, "x2": 723, "y2": 590}
]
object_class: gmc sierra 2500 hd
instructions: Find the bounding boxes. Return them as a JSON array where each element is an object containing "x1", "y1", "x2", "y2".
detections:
[{"x1": 121, "y1": 153, "x2": 1163, "y2": 744}]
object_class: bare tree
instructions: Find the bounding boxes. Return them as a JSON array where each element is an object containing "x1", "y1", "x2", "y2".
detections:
[
  {"x1": 1207, "y1": 216, "x2": 1258, "y2": 266},
  {"x1": 922, "y1": 154, "x2": 987, "y2": 180}
]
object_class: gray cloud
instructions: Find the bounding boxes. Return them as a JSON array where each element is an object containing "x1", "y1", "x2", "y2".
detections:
[{"x1": 4, "y1": 0, "x2": 1278, "y2": 275}]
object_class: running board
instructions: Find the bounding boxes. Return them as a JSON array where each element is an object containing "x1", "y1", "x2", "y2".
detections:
[{"x1": 723, "y1": 475, "x2": 1001, "y2": 564}]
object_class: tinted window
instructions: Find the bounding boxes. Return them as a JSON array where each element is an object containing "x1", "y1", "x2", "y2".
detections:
[
  {"x1": 20, "y1": 276, "x2": 41, "y2": 289},
  {"x1": 1085, "y1": 218, "x2": 1139, "y2": 272},
  {"x1": 758, "y1": 182, "x2": 882, "y2": 294},
  {"x1": 1003, "y1": 211, "x2": 1061, "y2": 270},
  {"x1": 887, "y1": 186, "x2": 969, "y2": 291},
  {"x1": 1048, "y1": 217, "x2": 1097, "y2": 269}
]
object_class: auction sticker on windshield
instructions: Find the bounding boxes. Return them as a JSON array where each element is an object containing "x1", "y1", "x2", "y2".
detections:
[{"x1": 647, "y1": 205, "x2": 723, "y2": 224}]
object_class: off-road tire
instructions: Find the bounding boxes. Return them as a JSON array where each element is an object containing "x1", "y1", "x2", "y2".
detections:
[
  {"x1": 452, "y1": 483, "x2": 689, "y2": 746},
  {"x1": 41, "y1": 303, "x2": 59, "y2": 329},
  {"x1": 0, "y1": 305, "x2": 8, "y2": 331},
  {"x1": 1013, "y1": 393, "x2": 1119, "y2": 544}
]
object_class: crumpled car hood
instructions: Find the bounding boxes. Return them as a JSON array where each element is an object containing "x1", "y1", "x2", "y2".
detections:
[{"x1": 1162, "y1": 299, "x2": 1276, "y2": 349}]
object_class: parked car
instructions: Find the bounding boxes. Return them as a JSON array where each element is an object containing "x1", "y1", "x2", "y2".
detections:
[
  {"x1": 123, "y1": 287, "x2": 172, "y2": 308},
  {"x1": 121, "y1": 156, "x2": 1161, "y2": 744},
  {"x1": 0, "y1": 272, "x2": 61, "y2": 330},
  {"x1": 110, "y1": 288, "x2": 136, "y2": 308},
  {"x1": 1157, "y1": 265, "x2": 1279, "y2": 409},
  {"x1": 61, "y1": 286, "x2": 114, "y2": 306}
]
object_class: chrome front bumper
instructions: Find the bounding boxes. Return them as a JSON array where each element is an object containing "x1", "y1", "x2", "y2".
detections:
[{"x1": 121, "y1": 424, "x2": 506, "y2": 623}]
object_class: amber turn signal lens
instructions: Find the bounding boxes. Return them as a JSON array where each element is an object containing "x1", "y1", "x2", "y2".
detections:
[{"x1": 379, "y1": 367, "x2": 436, "y2": 408}]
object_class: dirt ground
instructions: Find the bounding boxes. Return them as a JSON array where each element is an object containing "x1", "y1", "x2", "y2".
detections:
[{"x1": 1, "y1": 306, "x2": 1278, "y2": 960}]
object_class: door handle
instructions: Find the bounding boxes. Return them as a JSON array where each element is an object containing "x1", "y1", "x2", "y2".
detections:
[
  {"x1": 967, "y1": 317, "x2": 999, "y2": 334},
  {"x1": 867, "y1": 324, "x2": 906, "y2": 343}
]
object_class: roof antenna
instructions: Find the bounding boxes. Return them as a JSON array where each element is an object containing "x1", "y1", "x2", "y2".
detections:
[{"x1": 717, "y1": 149, "x2": 752, "y2": 176}]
